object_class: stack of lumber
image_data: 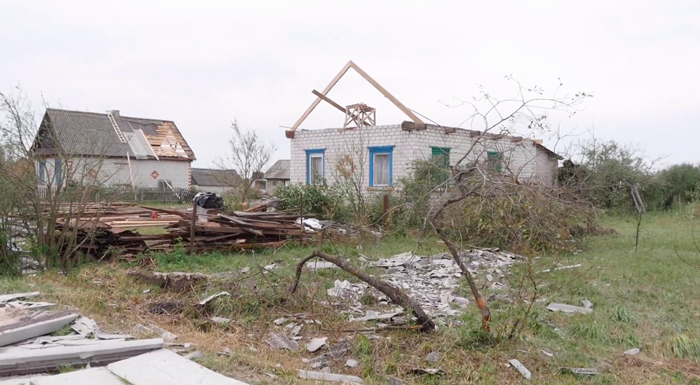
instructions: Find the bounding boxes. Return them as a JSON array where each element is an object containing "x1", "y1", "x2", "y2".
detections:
[
  {"x1": 52, "y1": 203, "x2": 314, "y2": 259},
  {"x1": 163, "y1": 209, "x2": 313, "y2": 252}
]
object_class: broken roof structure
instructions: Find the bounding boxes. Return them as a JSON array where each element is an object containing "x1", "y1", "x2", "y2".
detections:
[
  {"x1": 33, "y1": 108, "x2": 196, "y2": 161},
  {"x1": 286, "y1": 60, "x2": 563, "y2": 189}
]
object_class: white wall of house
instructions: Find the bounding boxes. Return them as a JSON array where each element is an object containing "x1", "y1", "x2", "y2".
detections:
[
  {"x1": 290, "y1": 124, "x2": 558, "y2": 190},
  {"x1": 35, "y1": 157, "x2": 192, "y2": 189}
]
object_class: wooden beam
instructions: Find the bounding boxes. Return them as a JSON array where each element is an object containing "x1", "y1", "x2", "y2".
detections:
[
  {"x1": 348, "y1": 61, "x2": 424, "y2": 126},
  {"x1": 290, "y1": 61, "x2": 353, "y2": 131},
  {"x1": 311, "y1": 90, "x2": 346, "y2": 114},
  {"x1": 288, "y1": 60, "x2": 425, "y2": 133}
]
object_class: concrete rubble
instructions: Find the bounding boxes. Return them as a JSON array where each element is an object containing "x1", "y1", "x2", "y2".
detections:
[
  {"x1": 509, "y1": 359, "x2": 532, "y2": 380},
  {"x1": 546, "y1": 303, "x2": 593, "y2": 314},
  {"x1": 0, "y1": 292, "x2": 250, "y2": 384},
  {"x1": 326, "y1": 249, "x2": 522, "y2": 320}
]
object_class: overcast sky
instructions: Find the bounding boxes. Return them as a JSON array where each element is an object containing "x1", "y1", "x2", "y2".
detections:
[{"x1": 1, "y1": 1, "x2": 698, "y2": 168}]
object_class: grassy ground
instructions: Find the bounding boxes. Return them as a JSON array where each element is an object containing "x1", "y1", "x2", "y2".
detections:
[{"x1": 2, "y1": 212, "x2": 700, "y2": 384}]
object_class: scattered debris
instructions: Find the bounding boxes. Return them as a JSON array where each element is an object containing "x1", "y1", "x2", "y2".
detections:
[
  {"x1": 218, "y1": 347, "x2": 233, "y2": 357},
  {"x1": 306, "y1": 337, "x2": 328, "y2": 352},
  {"x1": 3, "y1": 301, "x2": 55, "y2": 311},
  {"x1": 350, "y1": 309, "x2": 403, "y2": 322},
  {"x1": 148, "y1": 301, "x2": 185, "y2": 315},
  {"x1": 273, "y1": 317, "x2": 288, "y2": 326},
  {"x1": 539, "y1": 264, "x2": 582, "y2": 273},
  {"x1": 387, "y1": 377, "x2": 405, "y2": 385},
  {"x1": 411, "y1": 368, "x2": 444, "y2": 375},
  {"x1": 329, "y1": 341, "x2": 352, "y2": 359},
  {"x1": 345, "y1": 359, "x2": 359, "y2": 368},
  {"x1": 302, "y1": 355, "x2": 330, "y2": 369},
  {"x1": 0, "y1": 338, "x2": 164, "y2": 376},
  {"x1": 509, "y1": 359, "x2": 532, "y2": 380},
  {"x1": 546, "y1": 303, "x2": 593, "y2": 314},
  {"x1": 297, "y1": 370, "x2": 364, "y2": 384},
  {"x1": 307, "y1": 261, "x2": 339, "y2": 270},
  {"x1": 0, "y1": 292, "x2": 40, "y2": 304},
  {"x1": 542, "y1": 349, "x2": 554, "y2": 357},
  {"x1": 265, "y1": 333, "x2": 299, "y2": 351},
  {"x1": 209, "y1": 317, "x2": 233, "y2": 325},
  {"x1": 134, "y1": 324, "x2": 177, "y2": 342},
  {"x1": 623, "y1": 348, "x2": 640, "y2": 355},
  {"x1": 0, "y1": 311, "x2": 80, "y2": 347},
  {"x1": 582, "y1": 299, "x2": 593, "y2": 309},
  {"x1": 198, "y1": 291, "x2": 231, "y2": 307},
  {"x1": 183, "y1": 351, "x2": 203, "y2": 360},
  {"x1": 426, "y1": 352, "x2": 440, "y2": 363},
  {"x1": 128, "y1": 271, "x2": 208, "y2": 292},
  {"x1": 317, "y1": 249, "x2": 521, "y2": 319},
  {"x1": 96, "y1": 332, "x2": 134, "y2": 340},
  {"x1": 71, "y1": 316, "x2": 99, "y2": 335},
  {"x1": 559, "y1": 367, "x2": 599, "y2": 376},
  {"x1": 327, "y1": 280, "x2": 364, "y2": 299}
]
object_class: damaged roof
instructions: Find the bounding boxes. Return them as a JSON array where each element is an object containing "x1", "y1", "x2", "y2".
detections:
[
  {"x1": 264, "y1": 160, "x2": 290, "y2": 180},
  {"x1": 32, "y1": 108, "x2": 196, "y2": 161},
  {"x1": 191, "y1": 168, "x2": 240, "y2": 187}
]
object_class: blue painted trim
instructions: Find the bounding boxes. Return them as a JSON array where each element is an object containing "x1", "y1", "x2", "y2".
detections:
[
  {"x1": 55, "y1": 159, "x2": 62, "y2": 185},
  {"x1": 38, "y1": 161, "x2": 46, "y2": 184},
  {"x1": 305, "y1": 148, "x2": 326, "y2": 184},
  {"x1": 368, "y1": 146, "x2": 394, "y2": 187}
]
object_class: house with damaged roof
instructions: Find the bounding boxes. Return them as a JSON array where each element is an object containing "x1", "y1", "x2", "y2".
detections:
[
  {"x1": 31, "y1": 109, "x2": 196, "y2": 190},
  {"x1": 286, "y1": 61, "x2": 562, "y2": 190}
]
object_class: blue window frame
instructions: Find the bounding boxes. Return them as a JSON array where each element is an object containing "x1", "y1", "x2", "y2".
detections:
[
  {"x1": 368, "y1": 146, "x2": 394, "y2": 187},
  {"x1": 55, "y1": 159, "x2": 63, "y2": 185},
  {"x1": 38, "y1": 161, "x2": 46, "y2": 184},
  {"x1": 305, "y1": 149, "x2": 325, "y2": 184}
]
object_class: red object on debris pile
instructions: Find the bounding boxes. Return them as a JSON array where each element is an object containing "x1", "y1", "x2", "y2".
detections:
[{"x1": 150, "y1": 211, "x2": 159, "y2": 219}]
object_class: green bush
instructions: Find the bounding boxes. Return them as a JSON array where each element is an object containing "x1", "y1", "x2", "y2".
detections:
[{"x1": 274, "y1": 184, "x2": 352, "y2": 222}]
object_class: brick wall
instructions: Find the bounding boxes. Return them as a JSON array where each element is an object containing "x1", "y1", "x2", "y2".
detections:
[{"x1": 289, "y1": 124, "x2": 558, "y2": 190}]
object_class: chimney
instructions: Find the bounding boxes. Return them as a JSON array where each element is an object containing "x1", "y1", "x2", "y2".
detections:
[{"x1": 110, "y1": 110, "x2": 121, "y2": 120}]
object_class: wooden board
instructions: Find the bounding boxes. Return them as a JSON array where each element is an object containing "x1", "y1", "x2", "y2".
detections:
[{"x1": 107, "y1": 349, "x2": 249, "y2": 385}]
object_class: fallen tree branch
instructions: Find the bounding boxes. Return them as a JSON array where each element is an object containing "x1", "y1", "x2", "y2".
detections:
[
  {"x1": 290, "y1": 251, "x2": 436, "y2": 332},
  {"x1": 431, "y1": 223, "x2": 491, "y2": 333}
]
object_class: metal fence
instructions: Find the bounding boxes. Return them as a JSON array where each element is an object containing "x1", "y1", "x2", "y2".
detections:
[{"x1": 37, "y1": 185, "x2": 197, "y2": 204}]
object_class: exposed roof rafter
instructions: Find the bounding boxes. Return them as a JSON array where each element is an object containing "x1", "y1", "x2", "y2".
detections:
[{"x1": 286, "y1": 60, "x2": 424, "y2": 138}]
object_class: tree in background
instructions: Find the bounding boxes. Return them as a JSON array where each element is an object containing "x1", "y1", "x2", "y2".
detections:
[{"x1": 216, "y1": 120, "x2": 276, "y2": 202}]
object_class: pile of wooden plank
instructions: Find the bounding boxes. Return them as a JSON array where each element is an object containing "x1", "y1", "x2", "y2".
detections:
[
  {"x1": 160, "y1": 208, "x2": 314, "y2": 252},
  {"x1": 52, "y1": 203, "x2": 314, "y2": 259}
]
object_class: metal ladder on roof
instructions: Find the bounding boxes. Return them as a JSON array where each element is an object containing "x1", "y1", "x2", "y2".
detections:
[{"x1": 106, "y1": 111, "x2": 127, "y2": 144}]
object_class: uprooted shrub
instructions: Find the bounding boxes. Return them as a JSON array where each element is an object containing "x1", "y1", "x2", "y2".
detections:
[{"x1": 435, "y1": 177, "x2": 598, "y2": 254}]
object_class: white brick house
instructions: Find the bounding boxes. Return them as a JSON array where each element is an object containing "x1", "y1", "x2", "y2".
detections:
[
  {"x1": 31, "y1": 109, "x2": 196, "y2": 190},
  {"x1": 289, "y1": 122, "x2": 561, "y2": 191}
]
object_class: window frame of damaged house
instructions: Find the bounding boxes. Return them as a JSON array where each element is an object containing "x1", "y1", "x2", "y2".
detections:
[
  {"x1": 369, "y1": 145, "x2": 394, "y2": 188},
  {"x1": 306, "y1": 149, "x2": 325, "y2": 185}
]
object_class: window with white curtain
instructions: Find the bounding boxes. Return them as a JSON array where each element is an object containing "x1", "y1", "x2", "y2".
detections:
[
  {"x1": 309, "y1": 154, "x2": 323, "y2": 184},
  {"x1": 368, "y1": 146, "x2": 394, "y2": 187},
  {"x1": 373, "y1": 153, "x2": 390, "y2": 186},
  {"x1": 306, "y1": 149, "x2": 325, "y2": 184}
]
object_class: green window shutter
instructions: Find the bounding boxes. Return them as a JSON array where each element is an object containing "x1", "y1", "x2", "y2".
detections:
[
  {"x1": 430, "y1": 147, "x2": 451, "y2": 185},
  {"x1": 431, "y1": 147, "x2": 450, "y2": 168},
  {"x1": 487, "y1": 151, "x2": 503, "y2": 172}
]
